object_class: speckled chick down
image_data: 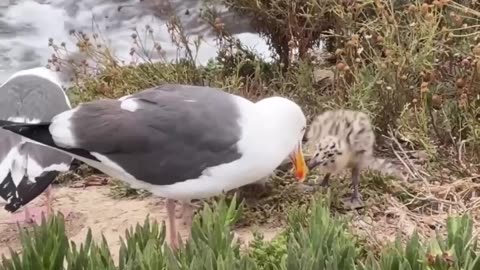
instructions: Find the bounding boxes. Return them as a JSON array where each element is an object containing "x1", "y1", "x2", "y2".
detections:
[{"x1": 305, "y1": 109, "x2": 406, "y2": 206}]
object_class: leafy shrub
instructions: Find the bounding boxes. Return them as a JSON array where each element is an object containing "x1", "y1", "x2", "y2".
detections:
[
  {"x1": 220, "y1": 0, "x2": 336, "y2": 69},
  {"x1": 2, "y1": 194, "x2": 480, "y2": 269},
  {"x1": 359, "y1": 215, "x2": 480, "y2": 269},
  {"x1": 248, "y1": 232, "x2": 288, "y2": 269},
  {"x1": 1, "y1": 215, "x2": 68, "y2": 270},
  {"x1": 210, "y1": 0, "x2": 480, "y2": 165},
  {"x1": 285, "y1": 197, "x2": 358, "y2": 270},
  {"x1": 330, "y1": 0, "x2": 480, "y2": 162}
]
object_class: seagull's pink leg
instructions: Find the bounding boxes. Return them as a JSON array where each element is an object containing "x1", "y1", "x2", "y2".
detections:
[
  {"x1": 24, "y1": 206, "x2": 33, "y2": 223},
  {"x1": 5, "y1": 186, "x2": 59, "y2": 225},
  {"x1": 38, "y1": 186, "x2": 72, "y2": 219},
  {"x1": 6, "y1": 205, "x2": 46, "y2": 225},
  {"x1": 166, "y1": 198, "x2": 179, "y2": 250},
  {"x1": 24, "y1": 186, "x2": 54, "y2": 224}
]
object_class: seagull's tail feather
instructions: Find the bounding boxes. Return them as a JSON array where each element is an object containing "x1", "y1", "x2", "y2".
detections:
[
  {"x1": 0, "y1": 120, "x2": 15, "y2": 127},
  {"x1": 0, "y1": 121, "x2": 99, "y2": 162},
  {"x1": 0, "y1": 121, "x2": 57, "y2": 149},
  {"x1": 0, "y1": 120, "x2": 51, "y2": 127}
]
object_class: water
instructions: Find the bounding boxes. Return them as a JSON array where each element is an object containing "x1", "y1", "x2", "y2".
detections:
[{"x1": 0, "y1": 0, "x2": 272, "y2": 84}]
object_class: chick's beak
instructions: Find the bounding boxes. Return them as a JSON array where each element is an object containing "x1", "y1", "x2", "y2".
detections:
[{"x1": 289, "y1": 142, "x2": 308, "y2": 182}]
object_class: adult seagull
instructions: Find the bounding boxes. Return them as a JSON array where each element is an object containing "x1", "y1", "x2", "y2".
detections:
[
  {"x1": 0, "y1": 84, "x2": 308, "y2": 248},
  {"x1": 0, "y1": 67, "x2": 74, "y2": 224}
]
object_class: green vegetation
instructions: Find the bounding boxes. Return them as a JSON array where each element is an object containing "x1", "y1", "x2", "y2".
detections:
[
  {"x1": 2, "y1": 195, "x2": 480, "y2": 269},
  {"x1": 4, "y1": 0, "x2": 479, "y2": 267}
]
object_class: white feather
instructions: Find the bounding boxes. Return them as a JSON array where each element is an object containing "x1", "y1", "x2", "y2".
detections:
[
  {"x1": 120, "y1": 98, "x2": 140, "y2": 112},
  {"x1": 49, "y1": 107, "x2": 79, "y2": 148}
]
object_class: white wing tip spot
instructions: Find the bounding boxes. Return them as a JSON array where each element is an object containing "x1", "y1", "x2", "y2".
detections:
[
  {"x1": 7, "y1": 116, "x2": 42, "y2": 124},
  {"x1": 120, "y1": 98, "x2": 140, "y2": 112}
]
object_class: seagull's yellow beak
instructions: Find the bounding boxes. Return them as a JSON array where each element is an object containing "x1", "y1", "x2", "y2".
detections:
[{"x1": 289, "y1": 142, "x2": 308, "y2": 182}]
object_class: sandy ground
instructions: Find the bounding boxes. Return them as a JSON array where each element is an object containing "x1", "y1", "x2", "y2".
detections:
[{"x1": 0, "y1": 186, "x2": 282, "y2": 262}]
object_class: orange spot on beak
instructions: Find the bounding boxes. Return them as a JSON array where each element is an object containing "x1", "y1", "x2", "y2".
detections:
[{"x1": 289, "y1": 143, "x2": 308, "y2": 182}]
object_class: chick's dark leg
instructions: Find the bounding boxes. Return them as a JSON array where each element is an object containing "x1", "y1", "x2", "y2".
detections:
[
  {"x1": 348, "y1": 166, "x2": 364, "y2": 208},
  {"x1": 320, "y1": 173, "x2": 331, "y2": 187},
  {"x1": 339, "y1": 166, "x2": 364, "y2": 209}
]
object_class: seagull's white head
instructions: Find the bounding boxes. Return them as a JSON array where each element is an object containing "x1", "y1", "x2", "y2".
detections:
[{"x1": 254, "y1": 96, "x2": 308, "y2": 181}]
